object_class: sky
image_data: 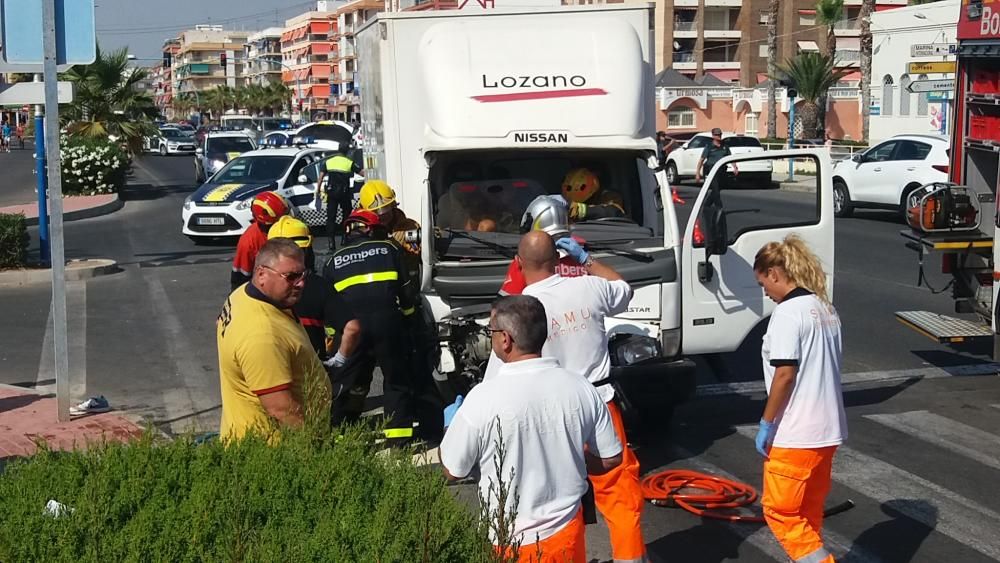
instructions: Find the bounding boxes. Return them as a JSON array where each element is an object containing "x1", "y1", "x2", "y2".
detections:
[{"x1": 95, "y1": 0, "x2": 334, "y2": 61}]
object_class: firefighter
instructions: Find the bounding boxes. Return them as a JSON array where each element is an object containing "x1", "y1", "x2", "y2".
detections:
[
  {"x1": 358, "y1": 180, "x2": 420, "y2": 257},
  {"x1": 315, "y1": 151, "x2": 362, "y2": 251},
  {"x1": 232, "y1": 191, "x2": 291, "y2": 291},
  {"x1": 321, "y1": 209, "x2": 422, "y2": 445}
]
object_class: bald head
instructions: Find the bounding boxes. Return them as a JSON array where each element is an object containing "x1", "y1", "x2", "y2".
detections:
[{"x1": 518, "y1": 231, "x2": 558, "y2": 278}]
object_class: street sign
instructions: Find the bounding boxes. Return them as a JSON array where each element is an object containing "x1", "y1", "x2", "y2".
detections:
[
  {"x1": 911, "y1": 43, "x2": 957, "y2": 57},
  {"x1": 928, "y1": 91, "x2": 952, "y2": 102},
  {"x1": 0, "y1": 81, "x2": 74, "y2": 104},
  {"x1": 908, "y1": 61, "x2": 957, "y2": 74},
  {"x1": 0, "y1": 0, "x2": 95, "y2": 65},
  {"x1": 907, "y1": 79, "x2": 955, "y2": 93}
]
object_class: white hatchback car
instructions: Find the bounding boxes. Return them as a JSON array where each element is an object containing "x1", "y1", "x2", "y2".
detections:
[
  {"x1": 832, "y1": 134, "x2": 949, "y2": 218},
  {"x1": 664, "y1": 132, "x2": 772, "y2": 185}
]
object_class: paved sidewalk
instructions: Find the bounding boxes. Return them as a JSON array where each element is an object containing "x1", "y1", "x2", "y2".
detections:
[
  {"x1": 0, "y1": 194, "x2": 123, "y2": 226},
  {"x1": 0, "y1": 385, "x2": 142, "y2": 460}
]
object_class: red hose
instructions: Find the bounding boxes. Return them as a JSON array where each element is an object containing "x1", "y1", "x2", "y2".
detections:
[{"x1": 641, "y1": 469, "x2": 765, "y2": 523}]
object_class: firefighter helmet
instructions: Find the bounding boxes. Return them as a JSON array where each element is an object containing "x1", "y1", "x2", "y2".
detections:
[
  {"x1": 520, "y1": 195, "x2": 569, "y2": 237},
  {"x1": 358, "y1": 180, "x2": 397, "y2": 212},
  {"x1": 343, "y1": 209, "x2": 381, "y2": 235},
  {"x1": 251, "y1": 191, "x2": 290, "y2": 226},
  {"x1": 267, "y1": 216, "x2": 313, "y2": 248}
]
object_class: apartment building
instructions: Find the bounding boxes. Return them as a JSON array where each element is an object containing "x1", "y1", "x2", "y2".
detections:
[
  {"x1": 281, "y1": 9, "x2": 337, "y2": 120},
  {"x1": 154, "y1": 38, "x2": 181, "y2": 119},
  {"x1": 174, "y1": 25, "x2": 250, "y2": 96},
  {"x1": 331, "y1": 0, "x2": 383, "y2": 122},
  {"x1": 244, "y1": 28, "x2": 285, "y2": 87}
]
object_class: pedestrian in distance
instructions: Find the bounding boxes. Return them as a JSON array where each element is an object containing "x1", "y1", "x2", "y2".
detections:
[
  {"x1": 0, "y1": 121, "x2": 10, "y2": 153},
  {"x1": 216, "y1": 238, "x2": 331, "y2": 442},
  {"x1": 440, "y1": 295, "x2": 624, "y2": 563},
  {"x1": 231, "y1": 191, "x2": 291, "y2": 291},
  {"x1": 753, "y1": 234, "x2": 846, "y2": 563},
  {"x1": 314, "y1": 150, "x2": 362, "y2": 251},
  {"x1": 695, "y1": 127, "x2": 738, "y2": 186},
  {"x1": 508, "y1": 230, "x2": 649, "y2": 563},
  {"x1": 14, "y1": 123, "x2": 24, "y2": 150}
]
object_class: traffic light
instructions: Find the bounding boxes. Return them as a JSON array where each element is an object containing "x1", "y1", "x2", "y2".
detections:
[{"x1": 220, "y1": 53, "x2": 227, "y2": 69}]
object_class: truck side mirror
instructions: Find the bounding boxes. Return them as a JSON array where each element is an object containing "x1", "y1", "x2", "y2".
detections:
[{"x1": 701, "y1": 204, "x2": 728, "y2": 258}]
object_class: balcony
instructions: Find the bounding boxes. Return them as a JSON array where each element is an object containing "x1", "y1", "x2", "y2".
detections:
[
  {"x1": 834, "y1": 20, "x2": 861, "y2": 36},
  {"x1": 705, "y1": 0, "x2": 742, "y2": 5},
  {"x1": 672, "y1": 52, "x2": 696, "y2": 71},
  {"x1": 703, "y1": 60, "x2": 740, "y2": 70},
  {"x1": 835, "y1": 50, "x2": 861, "y2": 64},
  {"x1": 704, "y1": 27, "x2": 741, "y2": 39},
  {"x1": 674, "y1": 0, "x2": 697, "y2": 6},
  {"x1": 673, "y1": 20, "x2": 698, "y2": 39}
]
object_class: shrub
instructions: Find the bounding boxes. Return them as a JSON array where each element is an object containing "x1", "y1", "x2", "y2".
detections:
[
  {"x1": 59, "y1": 137, "x2": 129, "y2": 196},
  {"x1": 0, "y1": 213, "x2": 29, "y2": 269}
]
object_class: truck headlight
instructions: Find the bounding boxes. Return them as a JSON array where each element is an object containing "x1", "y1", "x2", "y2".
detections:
[
  {"x1": 235, "y1": 198, "x2": 252, "y2": 211},
  {"x1": 610, "y1": 334, "x2": 662, "y2": 366},
  {"x1": 183, "y1": 196, "x2": 193, "y2": 211}
]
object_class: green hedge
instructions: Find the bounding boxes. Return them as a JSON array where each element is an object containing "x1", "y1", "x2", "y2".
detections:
[
  {"x1": 0, "y1": 213, "x2": 29, "y2": 269},
  {"x1": 0, "y1": 424, "x2": 499, "y2": 562}
]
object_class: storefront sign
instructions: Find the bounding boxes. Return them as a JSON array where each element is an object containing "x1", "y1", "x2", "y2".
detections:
[
  {"x1": 911, "y1": 43, "x2": 957, "y2": 57},
  {"x1": 907, "y1": 61, "x2": 957, "y2": 74}
]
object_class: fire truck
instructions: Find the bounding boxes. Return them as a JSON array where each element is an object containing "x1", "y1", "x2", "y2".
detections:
[{"x1": 896, "y1": 0, "x2": 1000, "y2": 359}]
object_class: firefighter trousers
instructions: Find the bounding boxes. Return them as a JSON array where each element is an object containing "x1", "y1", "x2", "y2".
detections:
[
  {"x1": 329, "y1": 311, "x2": 417, "y2": 444},
  {"x1": 589, "y1": 400, "x2": 647, "y2": 562},
  {"x1": 762, "y1": 445, "x2": 838, "y2": 563}
]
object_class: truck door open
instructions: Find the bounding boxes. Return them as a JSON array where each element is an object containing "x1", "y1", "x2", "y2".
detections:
[{"x1": 679, "y1": 150, "x2": 835, "y2": 355}]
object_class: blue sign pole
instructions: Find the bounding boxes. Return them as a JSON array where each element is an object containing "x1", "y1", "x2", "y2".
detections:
[
  {"x1": 34, "y1": 75, "x2": 49, "y2": 265},
  {"x1": 788, "y1": 95, "x2": 796, "y2": 182}
]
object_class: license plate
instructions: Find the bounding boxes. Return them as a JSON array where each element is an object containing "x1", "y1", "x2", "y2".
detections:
[{"x1": 197, "y1": 217, "x2": 225, "y2": 226}]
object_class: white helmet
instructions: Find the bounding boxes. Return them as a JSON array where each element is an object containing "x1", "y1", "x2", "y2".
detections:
[{"x1": 520, "y1": 195, "x2": 569, "y2": 237}]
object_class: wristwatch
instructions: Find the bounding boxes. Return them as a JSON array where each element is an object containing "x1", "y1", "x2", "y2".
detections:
[{"x1": 583, "y1": 256, "x2": 595, "y2": 268}]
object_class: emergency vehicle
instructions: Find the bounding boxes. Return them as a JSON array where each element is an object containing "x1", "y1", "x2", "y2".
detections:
[
  {"x1": 357, "y1": 4, "x2": 836, "y2": 419},
  {"x1": 895, "y1": 0, "x2": 1000, "y2": 359}
]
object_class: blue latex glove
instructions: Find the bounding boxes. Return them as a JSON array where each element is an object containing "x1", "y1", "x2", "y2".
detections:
[
  {"x1": 443, "y1": 395, "x2": 464, "y2": 428},
  {"x1": 555, "y1": 237, "x2": 590, "y2": 265},
  {"x1": 755, "y1": 419, "x2": 777, "y2": 458}
]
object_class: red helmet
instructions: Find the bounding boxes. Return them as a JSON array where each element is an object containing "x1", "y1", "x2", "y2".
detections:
[
  {"x1": 251, "y1": 192, "x2": 290, "y2": 226},
  {"x1": 344, "y1": 209, "x2": 381, "y2": 233}
]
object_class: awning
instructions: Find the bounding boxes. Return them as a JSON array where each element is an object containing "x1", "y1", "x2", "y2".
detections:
[
  {"x1": 311, "y1": 42, "x2": 331, "y2": 55},
  {"x1": 310, "y1": 21, "x2": 331, "y2": 35},
  {"x1": 839, "y1": 71, "x2": 861, "y2": 82},
  {"x1": 293, "y1": 26, "x2": 307, "y2": 40},
  {"x1": 281, "y1": 31, "x2": 291, "y2": 42},
  {"x1": 298, "y1": 68, "x2": 311, "y2": 81},
  {"x1": 312, "y1": 84, "x2": 331, "y2": 99},
  {"x1": 797, "y1": 41, "x2": 820, "y2": 52},
  {"x1": 312, "y1": 64, "x2": 331, "y2": 78},
  {"x1": 798, "y1": 9, "x2": 816, "y2": 15},
  {"x1": 706, "y1": 69, "x2": 739, "y2": 82}
]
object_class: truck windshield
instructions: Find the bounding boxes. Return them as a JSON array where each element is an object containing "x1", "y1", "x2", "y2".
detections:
[{"x1": 431, "y1": 151, "x2": 655, "y2": 257}]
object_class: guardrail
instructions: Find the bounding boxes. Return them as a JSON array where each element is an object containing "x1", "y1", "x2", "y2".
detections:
[{"x1": 761, "y1": 142, "x2": 869, "y2": 160}]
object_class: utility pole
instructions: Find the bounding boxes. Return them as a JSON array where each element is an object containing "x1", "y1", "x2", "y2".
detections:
[{"x1": 34, "y1": 73, "x2": 49, "y2": 265}]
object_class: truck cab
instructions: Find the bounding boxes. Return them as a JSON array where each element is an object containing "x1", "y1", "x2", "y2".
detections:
[{"x1": 357, "y1": 4, "x2": 835, "y2": 416}]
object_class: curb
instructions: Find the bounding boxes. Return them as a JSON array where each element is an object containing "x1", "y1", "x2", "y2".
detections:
[
  {"x1": 23, "y1": 195, "x2": 124, "y2": 227},
  {"x1": 0, "y1": 258, "x2": 120, "y2": 287},
  {"x1": 778, "y1": 182, "x2": 817, "y2": 194}
]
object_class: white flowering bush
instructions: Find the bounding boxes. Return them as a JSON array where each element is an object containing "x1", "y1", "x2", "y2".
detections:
[{"x1": 59, "y1": 137, "x2": 129, "y2": 196}]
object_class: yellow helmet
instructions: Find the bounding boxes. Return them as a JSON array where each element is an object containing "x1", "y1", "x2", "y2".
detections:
[
  {"x1": 267, "y1": 215, "x2": 313, "y2": 249},
  {"x1": 358, "y1": 180, "x2": 397, "y2": 212}
]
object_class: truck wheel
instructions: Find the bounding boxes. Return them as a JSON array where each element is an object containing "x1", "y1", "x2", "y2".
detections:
[
  {"x1": 666, "y1": 162, "x2": 679, "y2": 186},
  {"x1": 834, "y1": 180, "x2": 853, "y2": 218}
]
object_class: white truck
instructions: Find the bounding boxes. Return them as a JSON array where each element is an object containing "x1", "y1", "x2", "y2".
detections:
[{"x1": 356, "y1": 3, "x2": 835, "y2": 422}]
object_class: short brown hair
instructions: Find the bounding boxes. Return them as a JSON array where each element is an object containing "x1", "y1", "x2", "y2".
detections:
[{"x1": 255, "y1": 238, "x2": 304, "y2": 270}]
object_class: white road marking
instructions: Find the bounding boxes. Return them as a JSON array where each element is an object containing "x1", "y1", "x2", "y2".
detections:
[
  {"x1": 865, "y1": 410, "x2": 1000, "y2": 472},
  {"x1": 698, "y1": 364, "x2": 1000, "y2": 397},
  {"x1": 645, "y1": 447, "x2": 882, "y2": 563},
  {"x1": 735, "y1": 425, "x2": 1000, "y2": 560},
  {"x1": 35, "y1": 281, "x2": 86, "y2": 400}
]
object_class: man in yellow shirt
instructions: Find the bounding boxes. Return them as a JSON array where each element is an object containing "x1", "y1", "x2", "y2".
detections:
[{"x1": 217, "y1": 238, "x2": 330, "y2": 441}]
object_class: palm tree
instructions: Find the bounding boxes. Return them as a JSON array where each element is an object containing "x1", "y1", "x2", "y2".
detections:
[
  {"x1": 266, "y1": 83, "x2": 293, "y2": 116},
  {"x1": 860, "y1": 0, "x2": 875, "y2": 141},
  {"x1": 202, "y1": 87, "x2": 229, "y2": 120},
  {"x1": 61, "y1": 46, "x2": 159, "y2": 153},
  {"x1": 772, "y1": 52, "x2": 851, "y2": 139},
  {"x1": 766, "y1": 0, "x2": 779, "y2": 138},
  {"x1": 816, "y1": 0, "x2": 844, "y2": 57}
]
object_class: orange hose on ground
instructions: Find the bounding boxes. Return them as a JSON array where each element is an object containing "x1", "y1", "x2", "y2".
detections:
[{"x1": 641, "y1": 469, "x2": 765, "y2": 523}]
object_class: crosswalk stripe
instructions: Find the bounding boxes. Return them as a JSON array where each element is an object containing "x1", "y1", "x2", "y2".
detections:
[
  {"x1": 865, "y1": 410, "x2": 1000, "y2": 472},
  {"x1": 735, "y1": 426, "x2": 1000, "y2": 561},
  {"x1": 647, "y1": 447, "x2": 882, "y2": 563},
  {"x1": 697, "y1": 364, "x2": 1000, "y2": 397}
]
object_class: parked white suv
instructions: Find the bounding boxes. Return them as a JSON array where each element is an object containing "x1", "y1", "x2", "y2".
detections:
[
  {"x1": 832, "y1": 134, "x2": 949, "y2": 218},
  {"x1": 664, "y1": 131, "x2": 772, "y2": 185}
]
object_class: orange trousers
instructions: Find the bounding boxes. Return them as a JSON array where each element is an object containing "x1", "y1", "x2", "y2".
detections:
[
  {"x1": 510, "y1": 509, "x2": 586, "y2": 563},
  {"x1": 589, "y1": 401, "x2": 647, "y2": 562},
  {"x1": 762, "y1": 446, "x2": 838, "y2": 563}
]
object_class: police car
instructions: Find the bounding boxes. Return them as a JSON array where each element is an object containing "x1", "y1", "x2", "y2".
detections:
[
  {"x1": 181, "y1": 142, "x2": 333, "y2": 239},
  {"x1": 194, "y1": 132, "x2": 258, "y2": 184}
]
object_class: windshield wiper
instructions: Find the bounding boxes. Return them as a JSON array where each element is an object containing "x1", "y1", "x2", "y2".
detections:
[
  {"x1": 439, "y1": 228, "x2": 516, "y2": 258},
  {"x1": 584, "y1": 241, "x2": 654, "y2": 263}
]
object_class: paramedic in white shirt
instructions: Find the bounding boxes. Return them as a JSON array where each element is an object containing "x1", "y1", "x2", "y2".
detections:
[
  {"x1": 440, "y1": 294, "x2": 623, "y2": 562},
  {"x1": 515, "y1": 230, "x2": 648, "y2": 563},
  {"x1": 753, "y1": 234, "x2": 846, "y2": 563}
]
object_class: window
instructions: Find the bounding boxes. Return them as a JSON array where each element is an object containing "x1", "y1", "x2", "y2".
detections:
[
  {"x1": 864, "y1": 141, "x2": 897, "y2": 163},
  {"x1": 917, "y1": 73, "x2": 929, "y2": 116},
  {"x1": 896, "y1": 140, "x2": 932, "y2": 161},
  {"x1": 799, "y1": 14, "x2": 815, "y2": 25},
  {"x1": 668, "y1": 105, "x2": 696, "y2": 129},
  {"x1": 759, "y1": 44, "x2": 769, "y2": 58},
  {"x1": 687, "y1": 136, "x2": 710, "y2": 150},
  {"x1": 745, "y1": 113, "x2": 760, "y2": 136},
  {"x1": 899, "y1": 75, "x2": 911, "y2": 116},
  {"x1": 882, "y1": 75, "x2": 894, "y2": 117}
]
